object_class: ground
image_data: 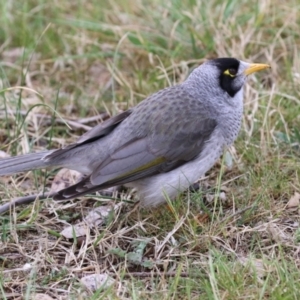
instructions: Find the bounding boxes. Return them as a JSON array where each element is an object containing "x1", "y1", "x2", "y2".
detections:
[{"x1": 1, "y1": 0, "x2": 300, "y2": 299}]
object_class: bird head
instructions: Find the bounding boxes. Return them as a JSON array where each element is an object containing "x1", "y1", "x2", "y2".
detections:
[
  {"x1": 208, "y1": 57, "x2": 270, "y2": 97},
  {"x1": 184, "y1": 57, "x2": 270, "y2": 113}
]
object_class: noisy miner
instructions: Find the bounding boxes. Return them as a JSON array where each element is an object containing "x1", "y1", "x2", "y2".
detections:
[{"x1": 0, "y1": 58, "x2": 270, "y2": 207}]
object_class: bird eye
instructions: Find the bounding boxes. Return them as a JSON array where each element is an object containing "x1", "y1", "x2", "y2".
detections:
[
  {"x1": 224, "y1": 68, "x2": 237, "y2": 77},
  {"x1": 229, "y1": 68, "x2": 237, "y2": 75}
]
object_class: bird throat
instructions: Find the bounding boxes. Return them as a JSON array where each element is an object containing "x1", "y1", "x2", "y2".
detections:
[{"x1": 219, "y1": 75, "x2": 242, "y2": 97}]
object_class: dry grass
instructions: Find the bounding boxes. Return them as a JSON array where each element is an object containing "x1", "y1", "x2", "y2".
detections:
[{"x1": 1, "y1": 0, "x2": 300, "y2": 299}]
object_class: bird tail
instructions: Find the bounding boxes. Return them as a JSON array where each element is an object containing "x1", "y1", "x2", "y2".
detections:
[{"x1": 0, "y1": 151, "x2": 54, "y2": 176}]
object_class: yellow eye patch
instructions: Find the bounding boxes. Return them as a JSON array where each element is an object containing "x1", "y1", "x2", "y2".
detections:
[{"x1": 223, "y1": 68, "x2": 237, "y2": 77}]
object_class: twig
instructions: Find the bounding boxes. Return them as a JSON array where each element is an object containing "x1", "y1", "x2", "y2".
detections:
[
  {"x1": 0, "y1": 189, "x2": 123, "y2": 214},
  {"x1": 76, "y1": 112, "x2": 110, "y2": 124},
  {"x1": 0, "y1": 192, "x2": 55, "y2": 214},
  {"x1": 222, "y1": 205, "x2": 256, "y2": 223},
  {"x1": 118, "y1": 271, "x2": 197, "y2": 278},
  {"x1": 0, "y1": 110, "x2": 111, "y2": 130},
  {"x1": 0, "y1": 111, "x2": 91, "y2": 131},
  {"x1": 228, "y1": 205, "x2": 255, "y2": 218}
]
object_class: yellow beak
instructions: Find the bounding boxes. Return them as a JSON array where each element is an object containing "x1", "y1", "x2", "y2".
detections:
[{"x1": 244, "y1": 63, "x2": 270, "y2": 75}]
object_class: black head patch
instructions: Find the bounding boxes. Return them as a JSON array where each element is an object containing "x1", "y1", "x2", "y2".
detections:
[{"x1": 210, "y1": 58, "x2": 242, "y2": 97}]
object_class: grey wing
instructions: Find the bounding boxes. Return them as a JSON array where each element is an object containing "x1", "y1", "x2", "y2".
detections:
[
  {"x1": 45, "y1": 110, "x2": 132, "y2": 160},
  {"x1": 54, "y1": 116, "x2": 217, "y2": 200},
  {"x1": 92, "y1": 117, "x2": 218, "y2": 182}
]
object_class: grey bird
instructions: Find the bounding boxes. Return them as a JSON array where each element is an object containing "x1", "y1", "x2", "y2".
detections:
[{"x1": 0, "y1": 58, "x2": 270, "y2": 207}]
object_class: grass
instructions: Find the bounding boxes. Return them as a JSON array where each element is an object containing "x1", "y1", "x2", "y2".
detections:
[{"x1": 1, "y1": 0, "x2": 300, "y2": 299}]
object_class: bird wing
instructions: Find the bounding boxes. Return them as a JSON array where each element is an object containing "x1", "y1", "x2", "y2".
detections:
[
  {"x1": 91, "y1": 116, "x2": 217, "y2": 184},
  {"x1": 54, "y1": 115, "x2": 217, "y2": 200},
  {"x1": 45, "y1": 110, "x2": 132, "y2": 160}
]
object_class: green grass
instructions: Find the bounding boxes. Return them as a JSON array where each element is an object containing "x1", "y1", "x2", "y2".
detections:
[{"x1": 1, "y1": 0, "x2": 300, "y2": 299}]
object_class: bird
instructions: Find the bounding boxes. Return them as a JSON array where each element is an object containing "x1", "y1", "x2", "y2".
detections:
[{"x1": 0, "y1": 58, "x2": 270, "y2": 207}]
